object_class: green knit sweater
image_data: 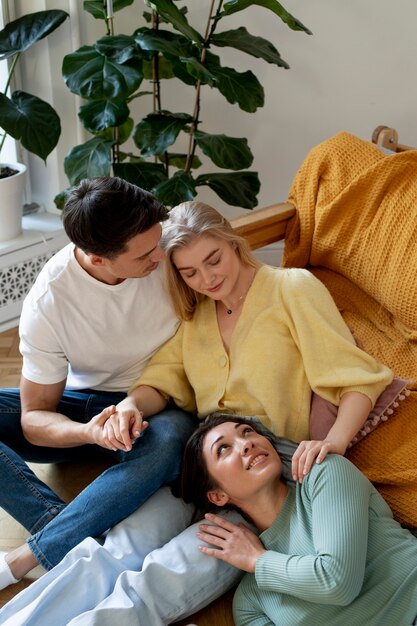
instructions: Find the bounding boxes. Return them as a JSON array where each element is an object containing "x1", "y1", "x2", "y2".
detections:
[{"x1": 233, "y1": 455, "x2": 417, "y2": 625}]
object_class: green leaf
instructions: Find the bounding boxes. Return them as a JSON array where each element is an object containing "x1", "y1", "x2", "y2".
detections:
[
  {"x1": 153, "y1": 170, "x2": 197, "y2": 206},
  {"x1": 0, "y1": 10, "x2": 69, "y2": 60},
  {"x1": 113, "y1": 161, "x2": 168, "y2": 190},
  {"x1": 144, "y1": 0, "x2": 203, "y2": 45},
  {"x1": 79, "y1": 99, "x2": 130, "y2": 132},
  {"x1": 143, "y1": 56, "x2": 176, "y2": 80},
  {"x1": 205, "y1": 53, "x2": 264, "y2": 113},
  {"x1": 83, "y1": 0, "x2": 135, "y2": 20},
  {"x1": 211, "y1": 27, "x2": 289, "y2": 68},
  {"x1": 63, "y1": 38, "x2": 143, "y2": 100},
  {"x1": 116, "y1": 151, "x2": 144, "y2": 163},
  {"x1": 195, "y1": 171, "x2": 260, "y2": 209},
  {"x1": 96, "y1": 117, "x2": 134, "y2": 144},
  {"x1": 94, "y1": 35, "x2": 142, "y2": 64},
  {"x1": 222, "y1": 0, "x2": 312, "y2": 34},
  {"x1": 143, "y1": 5, "x2": 188, "y2": 24},
  {"x1": 116, "y1": 117, "x2": 134, "y2": 144},
  {"x1": 194, "y1": 131, "x2": 253, "y2": 170},
  {"x1": 133, "y1": 112, "x2": 193, "y2": 157},
  {"x1": 64, "y1": 137, "x2": 114, "y2": 185},
  {"x1": 135, "y1": 28, "x2": 193, "y2": 57},
  {"x1": 180, "y1": 57, "x2": 216, "y2": 86},
  {"x1": 163, "y1": 54, "x2": 197, "y2": 85},
  {"x1": 158, "y1": 152, "x2": 202, "y2": 169},
  {"x1": 129, "y1": 90, "x2": 154, "y2": 102},
  {"x1": 54, "y1": 188, "x2": 71, "y2": 210},
  {"x1": 0, "y1": 91, "x2": 61, "y2": 161}
]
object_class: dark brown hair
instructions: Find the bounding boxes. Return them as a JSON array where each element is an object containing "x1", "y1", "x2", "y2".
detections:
[
  {"x1": 180, "y1": 414, "x2": 277, "y2": 515},
  {"x1": 62, "y1": 177, "x2": 168, "y2": 258}
]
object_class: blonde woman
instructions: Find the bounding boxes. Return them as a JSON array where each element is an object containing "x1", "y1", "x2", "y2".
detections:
[{"x1": 107, "y1": 200, "x2": 391, "y2": 476}]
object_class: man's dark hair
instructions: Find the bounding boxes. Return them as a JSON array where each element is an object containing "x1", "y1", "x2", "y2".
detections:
[{"x1": 62, "y1": 177, "x2": 169, "y2": 258}]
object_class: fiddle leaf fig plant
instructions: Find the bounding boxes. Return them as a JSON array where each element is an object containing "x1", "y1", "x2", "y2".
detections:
[
  {"x1": 59, "y1": 0, "x2": 311, "y2": 209},
  {"x1": 0, "y1": 10, "x2": 69, "y2": 177}
]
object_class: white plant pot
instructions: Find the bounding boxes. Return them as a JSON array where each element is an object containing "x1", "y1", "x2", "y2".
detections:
[{"x1": 0, "y1": 163, "x2": 27, "y2": 242}]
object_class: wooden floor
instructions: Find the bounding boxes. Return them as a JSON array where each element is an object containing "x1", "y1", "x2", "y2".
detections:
[
  {"x1": 0, "y1": 327, "x2": 21, "y2": 387},
  {"x1": 0, "y1": 327, "x2": 42, "y2": 607},
  {"x1": 0, "y1": 326, "x2": 234, "y2": 624}
]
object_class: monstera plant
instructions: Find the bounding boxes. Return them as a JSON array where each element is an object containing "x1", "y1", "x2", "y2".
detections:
[
  {"x1": 0, "y1": 9, "x2": 68, "y2": 242},
  {"x1": 59, "y1": 0, "x2": 311, "y2": 209},
  {"x1": 0, "y1": 9, "x2": 69, "y2": 177}
]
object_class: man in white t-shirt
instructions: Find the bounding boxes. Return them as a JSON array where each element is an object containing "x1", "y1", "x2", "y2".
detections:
[{"x1": 0, "y1": 177, "x2": 197, "y2": 587}]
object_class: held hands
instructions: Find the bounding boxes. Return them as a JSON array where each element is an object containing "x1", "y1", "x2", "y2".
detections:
[
  {"x1": 86, "y1": 401, "x2": 148, "y2": 452},
  {"x1": 291, "y1": 437, "x2": 348, "y2": 482},
  {"x1": 197, "y1": 513, "x2": 266, "y2": 573}
]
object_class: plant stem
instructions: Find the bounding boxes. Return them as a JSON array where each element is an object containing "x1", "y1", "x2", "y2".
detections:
[
  {"x1": 0, "y1": 52, "x2": 20, "y2": 159},
  {"x1": 151, "y1": 11, "x2": 161, "y2": 114},
  {"x1": 184, "y1": 0, "x2": 222, "y2": 172},
  {"x1": 151, "y1": 11, "x2": 169, "y2": 175},
  {"x1": 3, "y1": 53, "x2": 19, "y2": 95},
  {"x1": 103, "y1": 1, "x2": 117, "y2": 163},
  {"x1": 0, "y1": 131, "x2": 7, "y2": 156},
  {"x1": 105, "y1": 0, "x2": 114, "y2": 35}
]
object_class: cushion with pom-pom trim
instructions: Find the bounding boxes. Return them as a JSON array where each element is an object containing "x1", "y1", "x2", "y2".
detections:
[{"x1": 310, "y1": 378, "x2": 410, "y2": 447}]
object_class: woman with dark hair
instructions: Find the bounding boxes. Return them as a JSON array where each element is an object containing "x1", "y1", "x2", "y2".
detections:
[{"x1": 180, "y1": 414, "x2": 417, "y2": 626}]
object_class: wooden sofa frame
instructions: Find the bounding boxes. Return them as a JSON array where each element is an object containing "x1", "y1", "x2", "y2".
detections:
[{"x1": 231, "y1": 125, "x2": 413, "y2": 253}]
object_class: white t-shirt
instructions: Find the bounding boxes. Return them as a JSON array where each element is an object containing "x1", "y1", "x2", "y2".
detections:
[{"x1": 19, "y1": 243, "x2": 179, "y2": 392}]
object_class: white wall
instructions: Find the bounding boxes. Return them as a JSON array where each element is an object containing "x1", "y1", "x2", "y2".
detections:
[
  {"x1": 183, "y1": 0, "x2": 417, "y2": 219},
  {"x1": 13, "y1": 0, "x2": 417, "y2": 220}
]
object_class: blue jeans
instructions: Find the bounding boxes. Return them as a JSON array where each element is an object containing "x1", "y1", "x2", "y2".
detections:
[
  {"x1": 0, "y1": 435, "x2": 297, "y2": 626},
  {"x1": 0, "y1": 487, "x2": 246, "y2": 626},
  {"x1": 0, "y1": 388, "x2": 197, "y2": 570}
]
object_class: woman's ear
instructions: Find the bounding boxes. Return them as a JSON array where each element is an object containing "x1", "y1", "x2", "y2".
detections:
[{"x1": 207, "y1": 489, "x2": 230, "y2": 507}]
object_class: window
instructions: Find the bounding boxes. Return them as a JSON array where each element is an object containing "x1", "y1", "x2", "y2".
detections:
[
  {"x1": 0, "y1": 1, "x2": 18, "y2": 164},
  {"x1": 0, "y1": 0, "x2": 80, "y2": 212}
]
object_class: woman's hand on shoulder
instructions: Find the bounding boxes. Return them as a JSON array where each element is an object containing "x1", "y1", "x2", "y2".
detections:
[
  {"x1": 197, "y1": 513, "x2": 266, "y2": 573},
  {"x1": 291, "y1": 438, "x2": 347, "y2": 482}
]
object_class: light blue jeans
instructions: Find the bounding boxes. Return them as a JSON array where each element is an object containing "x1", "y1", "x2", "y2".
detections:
[
  {"x1": 0, "y1": 387, "x2": 197, "y2": 569},
  {"x1": 0, "y1": 431, "x2": 298, "y2": 626},
  {"x1": 0, "y1": 487, "x2": 245, "y2": 626}
]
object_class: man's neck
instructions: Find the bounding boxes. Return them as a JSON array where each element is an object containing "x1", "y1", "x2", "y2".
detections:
[{"x1": 73, "y1": 247, "x2": 124, "y2": 285}]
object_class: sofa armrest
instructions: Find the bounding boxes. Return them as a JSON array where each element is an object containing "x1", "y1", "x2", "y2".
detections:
[{"x1": 231, "y1": 201, "x2": 295, "y2": 250}]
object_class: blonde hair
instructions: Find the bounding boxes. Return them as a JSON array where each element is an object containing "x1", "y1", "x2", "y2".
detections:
[{"x1": 162, "y1": 201, "x2": 261, "y2": 320}]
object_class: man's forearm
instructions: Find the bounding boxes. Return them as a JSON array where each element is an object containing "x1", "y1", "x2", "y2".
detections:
[
  {"x1": 20, "y1": 376, "x2": 88, "y2": 448},
  {"x1": 22, "y1": 410, "x2": 92, "y2": 448}
]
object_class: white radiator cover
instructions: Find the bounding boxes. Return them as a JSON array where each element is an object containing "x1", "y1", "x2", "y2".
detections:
[{"x1": 0, "y1": 212, "x2": 69, "y2": 332}]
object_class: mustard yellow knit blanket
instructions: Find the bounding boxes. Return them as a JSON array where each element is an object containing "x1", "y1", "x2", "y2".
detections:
[{"x1": 282, "y1": 132, "x2": 417, "y2": 527}]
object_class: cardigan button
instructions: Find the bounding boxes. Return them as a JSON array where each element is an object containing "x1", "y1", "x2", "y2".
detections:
[{"x1": 219, "y1": 355, "x2": 228, "y2": 367}]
